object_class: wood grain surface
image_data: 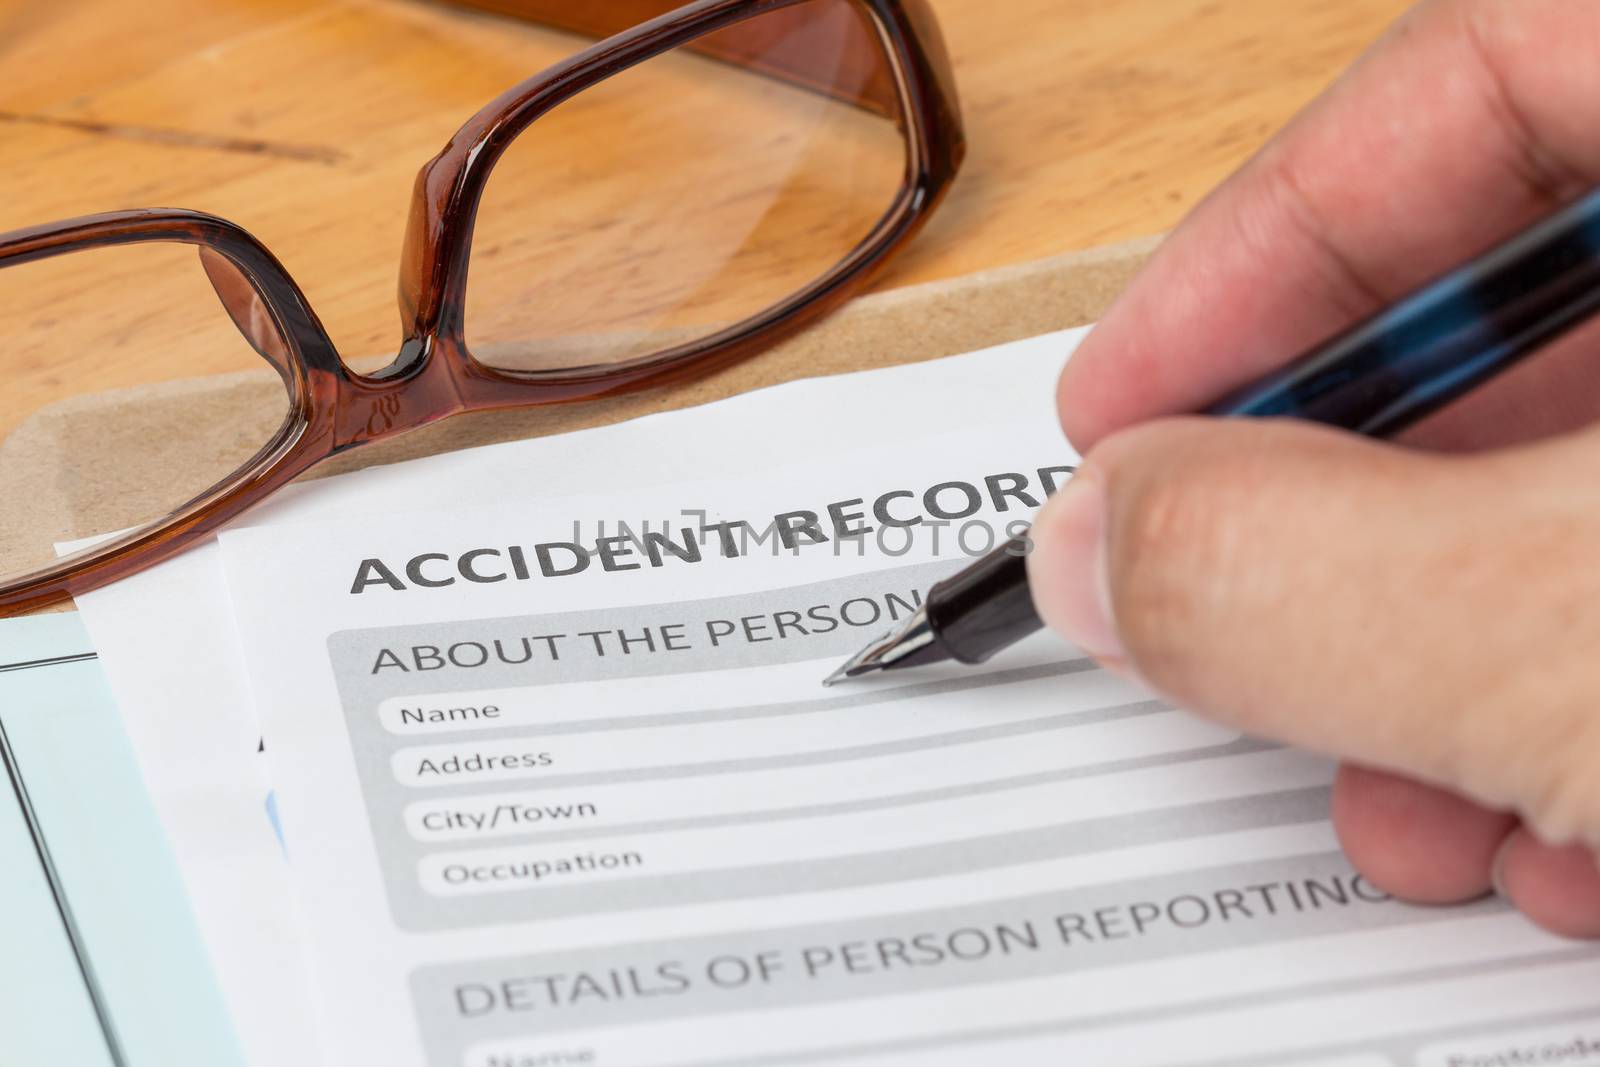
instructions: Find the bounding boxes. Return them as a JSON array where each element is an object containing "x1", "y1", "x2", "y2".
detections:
[{"x1": 0, "y1": 0, "x2": 1410, "y2": 420}]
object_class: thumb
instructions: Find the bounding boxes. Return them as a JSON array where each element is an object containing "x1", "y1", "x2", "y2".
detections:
[{"x1": 1027, "y1": 417, "x2": 1600, "y2": 845}]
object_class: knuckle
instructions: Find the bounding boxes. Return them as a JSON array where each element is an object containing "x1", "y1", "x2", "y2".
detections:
[
  {"x1": 1454, "y1": 522, "x2": 1600, "y2": 841},
  {"x1": 1506, "y1": 697, "x2": 1600, "y2": 844},
  {"x1": 1446, "y1": 563, "x2": 1600, "y2": 843}
]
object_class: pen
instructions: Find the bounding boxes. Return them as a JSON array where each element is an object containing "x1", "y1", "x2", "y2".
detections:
[{"x1": 823, "y1": 186, "x2": 1600, "y2": 687}]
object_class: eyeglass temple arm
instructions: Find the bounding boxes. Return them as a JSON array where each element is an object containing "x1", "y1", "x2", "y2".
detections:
[{"x1": 437, "y1": 0, "x2": 902, "y2": 118}]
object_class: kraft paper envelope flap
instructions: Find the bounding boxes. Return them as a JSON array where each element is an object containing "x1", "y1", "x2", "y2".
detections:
[{"x1": 0, "y1": 235, "x2": 1159, "y2": 572}]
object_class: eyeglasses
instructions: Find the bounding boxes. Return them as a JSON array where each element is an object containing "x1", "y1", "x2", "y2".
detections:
[{"x1": 0, "y1": 0, "x2": 962, "y2": 616}]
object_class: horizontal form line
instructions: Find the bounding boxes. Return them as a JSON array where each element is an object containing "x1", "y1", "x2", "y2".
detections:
[
  {"x1": 392, "y1": 657, "x2": 1106, "y2": 741},
  {"x1": 426, "y1": 736, "x2": 1274, "y2": 848}
]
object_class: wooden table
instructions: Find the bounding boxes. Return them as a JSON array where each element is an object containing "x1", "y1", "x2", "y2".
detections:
[{"x1": 2, "y1": 0, "x2": 1410, "y2": 419}]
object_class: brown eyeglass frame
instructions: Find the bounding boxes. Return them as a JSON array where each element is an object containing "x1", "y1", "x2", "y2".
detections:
[{"x1": 0, "y1": 0, "x2": 963, "y2": 617}]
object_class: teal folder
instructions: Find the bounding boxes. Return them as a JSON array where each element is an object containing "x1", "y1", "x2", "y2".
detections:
[{"x1": 0, "y1": 613, "x2": 243, "y2": 1067}]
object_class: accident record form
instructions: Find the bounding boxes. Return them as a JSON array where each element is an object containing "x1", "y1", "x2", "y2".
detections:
[{"x1": 216, "y1": 344, "x2": 1600, "y2": 1067}]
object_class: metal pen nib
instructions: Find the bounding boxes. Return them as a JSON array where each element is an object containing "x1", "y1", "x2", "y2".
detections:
[{"x1": 821, "y1": 606, "x2": 939, "y2": 686}]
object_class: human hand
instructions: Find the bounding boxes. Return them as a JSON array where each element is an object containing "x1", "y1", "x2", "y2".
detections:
[{"x1": 1029, "y1": 0, "x2": 1600, "y2": 937}]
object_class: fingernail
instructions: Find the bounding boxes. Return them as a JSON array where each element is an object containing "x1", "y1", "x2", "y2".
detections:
[{"x1": 1028, "y1": 468, "x2": 1123, "y2": 659}]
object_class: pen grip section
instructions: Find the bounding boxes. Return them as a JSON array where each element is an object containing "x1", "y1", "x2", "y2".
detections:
[{"x1": 926, "y1": 534, "x2": 1039, "y2": 664}]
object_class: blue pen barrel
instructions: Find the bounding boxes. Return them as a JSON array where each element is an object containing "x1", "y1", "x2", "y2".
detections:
[{"x1": 1204, "y1": 186, "x2": 1600, "y2": 434}]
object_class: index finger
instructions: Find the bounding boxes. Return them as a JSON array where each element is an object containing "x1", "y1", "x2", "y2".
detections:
[{"x1": 1058, "y1": 0, "x2": 1600, "y2": 452}]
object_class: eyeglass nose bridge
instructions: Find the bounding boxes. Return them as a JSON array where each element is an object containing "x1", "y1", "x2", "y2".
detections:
[
  {"x1": 303, "y1": 152, "x2": 478, "y2": 455},
  {"x1": 328, "y1": 332, "x2": 486, "y2": 452}
]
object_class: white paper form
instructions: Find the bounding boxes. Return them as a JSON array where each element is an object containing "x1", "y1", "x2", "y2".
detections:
[
  {"x1": 218, "y1": 424, "x2": 1600, "y2": 1065},
  {"x1": 69, "y1": 330, "x2": 1087, "y2": 1066}
]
